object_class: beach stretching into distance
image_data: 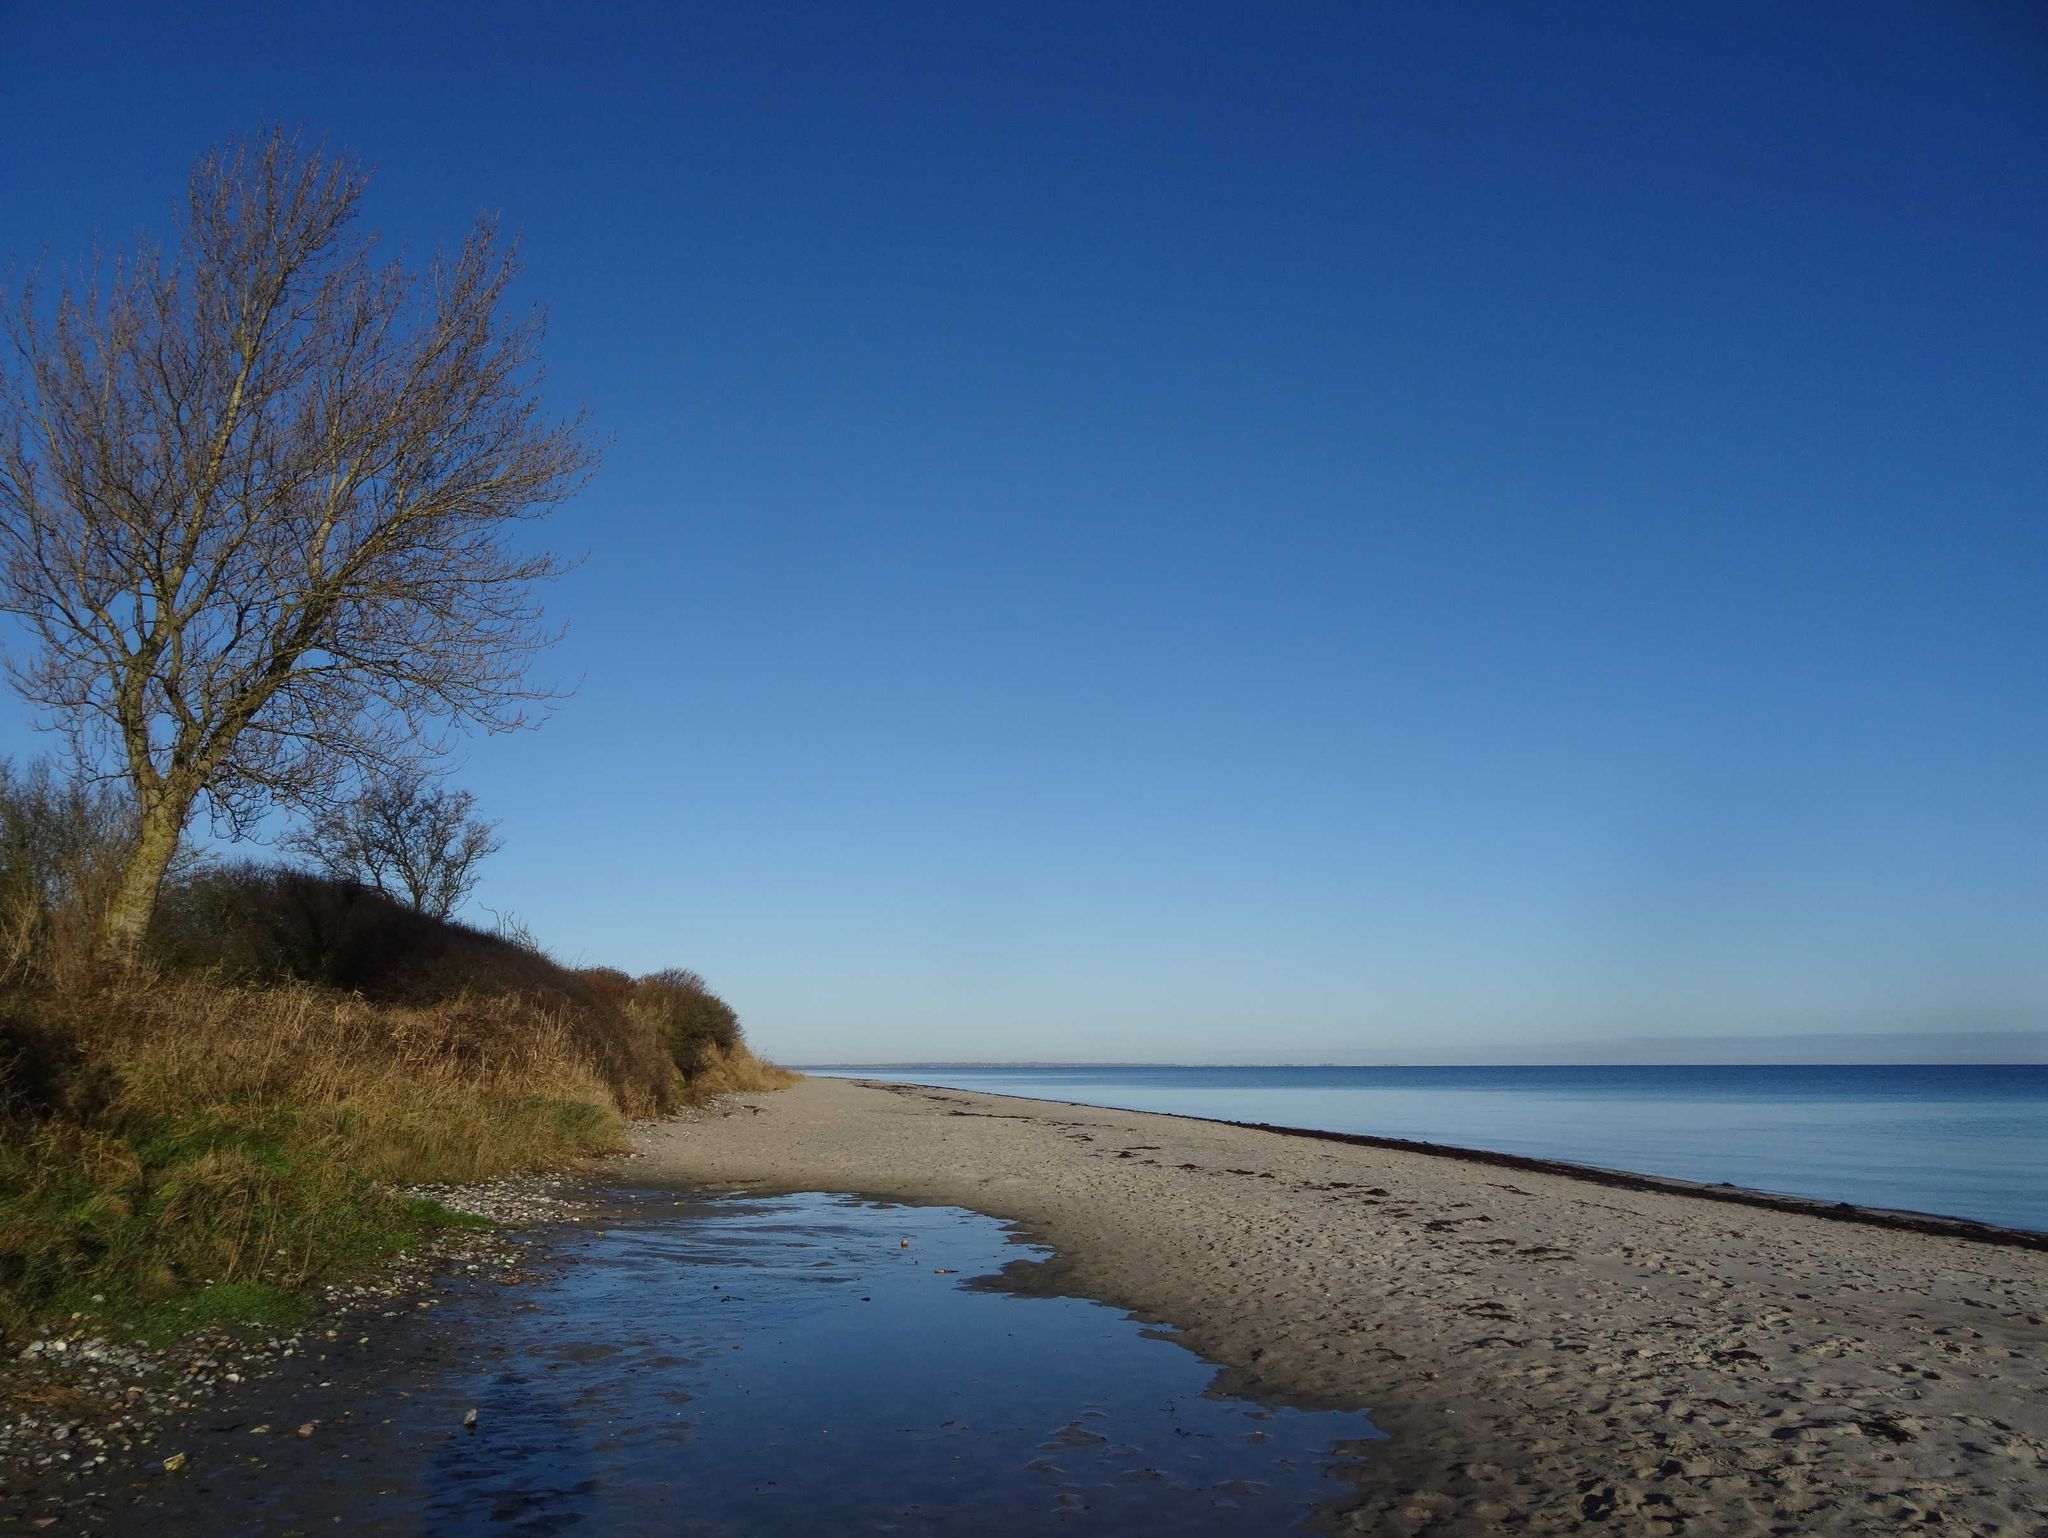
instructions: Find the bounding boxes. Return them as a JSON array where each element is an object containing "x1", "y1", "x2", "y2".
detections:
[
  {"x1": 4, "y1": 11, "x2": 2045, "y2": 1536},
  {"x1": 639, "y1": 1076, "x2": 2048, "y2": 1537}
]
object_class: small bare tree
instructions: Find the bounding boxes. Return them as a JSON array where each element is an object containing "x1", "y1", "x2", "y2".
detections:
[
  {"x1": 0, "y1": 757, "x2": 136, "y2": 981},
  {"x1": 0, "y1": 129, "x2": 595, "y2": 962},
  {"x1": 282, "y1": 770, "x2": 501, "y2": 920}
]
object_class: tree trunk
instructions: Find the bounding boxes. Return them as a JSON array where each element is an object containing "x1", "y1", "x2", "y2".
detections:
[{"x1": 100, "y1": 799, "x2": 187, "y2": 967}]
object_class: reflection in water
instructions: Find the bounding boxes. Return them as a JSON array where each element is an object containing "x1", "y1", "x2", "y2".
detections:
[
  {"x1": 103, "y1": 1190, "x2": 1382, "y2": 1534},
  {"x1": 406, "y1": 1189, "x2": 1382, "y2": 1535}
]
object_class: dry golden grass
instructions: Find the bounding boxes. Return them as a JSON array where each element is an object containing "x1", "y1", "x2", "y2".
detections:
[
  {"x1": 678, "y1": 1041, "x2": 801, "y2": 1104},
  {"x1": 2, "y1": 916, "x2": 791, "y2": 1341},
  {"x1": 0, "y1": 777, "x2": 798, "y2": 1342},
  {"x1": 46, "y1": 975, "x2": 650, "y2": 1181},
  {"x1": 4, "y1": 978, "x2": 630, "y2": 1340}
]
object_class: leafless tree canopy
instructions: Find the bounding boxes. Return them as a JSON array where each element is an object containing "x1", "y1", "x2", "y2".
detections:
[
  {"x1": 0, "y1": 129, "x2": 595, "y2": 958},
  {"x1": 282, "y1": 770, "x2": 502, "y2": 920}
]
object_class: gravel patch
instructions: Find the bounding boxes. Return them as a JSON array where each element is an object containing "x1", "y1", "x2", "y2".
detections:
[{"x1": 0, "y1": 1170, "x2": 590, "y2": 1520}]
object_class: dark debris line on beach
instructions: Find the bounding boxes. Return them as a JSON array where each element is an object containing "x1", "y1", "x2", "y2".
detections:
[{"x1": 870, "y1": 1080, "x2": 2048, "y2": 1252}]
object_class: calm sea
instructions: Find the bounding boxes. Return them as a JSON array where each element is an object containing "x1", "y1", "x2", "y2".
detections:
[{"x1": 807, "y1": 1064, "x2": 2048, "y2": 1232}]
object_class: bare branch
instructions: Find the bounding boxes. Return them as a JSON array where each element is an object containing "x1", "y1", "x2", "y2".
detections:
[
  {"x1": 0, "y1": 127, "x2": 596, "y2": 959},
  {"x1": 281, "y1": 768, "x2": 502, "y2": 919}
]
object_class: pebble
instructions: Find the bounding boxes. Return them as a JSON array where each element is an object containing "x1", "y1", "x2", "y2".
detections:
[{"x1": 0, "y1": 1169, "x2": 589, "y2": 1521}]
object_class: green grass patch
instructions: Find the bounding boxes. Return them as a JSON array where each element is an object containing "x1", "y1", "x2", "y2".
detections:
[
  {"x1": 132, "y1": 1113, "x2": 295, "y2": 1174},
  {"x1": 400, "y1": 1196, "x2": 493, "y2": 1230},
  {"x1": 1, "y1": 923, "x2": 783, "y2": 1347},
  {"x1": 0, "y1": 1104, "x2": 472, "y2": 1345},
  {"x1": 132, "y1": 1281, "x2": 305, "y2": 1345}
]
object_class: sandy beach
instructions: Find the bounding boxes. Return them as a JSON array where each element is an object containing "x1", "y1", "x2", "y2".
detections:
[{"x1": 636, "y1": 1076, "x2": 2048, "y2": 1536}]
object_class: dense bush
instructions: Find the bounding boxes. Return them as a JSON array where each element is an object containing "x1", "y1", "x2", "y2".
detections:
[
  {"x1": 0, "y1": 964, "x2": 671, "y2": 1335},
  {"x1": 0, "y1": 760, "x2": 135, "y2": 986},
  {"x1": 0, "y1": 1008, "x2": 115, "y2": 1123},
  {"x1": 0, "y1": 806, "x2": 791, "y2": 1345},
  {"x1": 632, "y1": 968, "x2": 742, "y2": 1072},
  {"x1": 573, "y1": 966, "x2": 635, "y2": 1006},
  {"x1": 148, "y1": 863, "x2": 677, "y2": 1117}
]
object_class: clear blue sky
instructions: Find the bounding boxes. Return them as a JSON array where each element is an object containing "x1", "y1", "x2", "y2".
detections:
[{"x1": 3, "y1": 2, "x2": 2044, "y2": 1064}]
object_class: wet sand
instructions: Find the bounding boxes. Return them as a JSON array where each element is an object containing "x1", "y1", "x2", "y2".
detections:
[{"x1": 635, "y1": 1076, "x2": 2048, "y2": 1536}]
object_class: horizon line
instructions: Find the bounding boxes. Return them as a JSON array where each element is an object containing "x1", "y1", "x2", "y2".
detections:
[{"x1": 792, "y1": 1059, "x2": 2048, "y2": 1070}]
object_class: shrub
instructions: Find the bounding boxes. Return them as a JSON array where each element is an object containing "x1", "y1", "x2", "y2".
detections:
[
  {"x1": 633, "y1": 968, "x2": 742, "y2": 1073},
  {"x1": 0, "y1": 974, "x2": 643, "y2": 1341},
  {"x1": 683, "y1": 1041, "x2": 799, "y2": 1101},
  {"x1": 148, "y1": 864, "x2": 678, "y2": 1118},
  {"x1": 0, "y1": 854, "x2": 790, "y2": 1344},
  {"x1": 573, "y1": 967, "x2": 635, "y2": 1006},
  {"x1": 0, "y1": 1009, "x2": 115, "y2": 1124},
  {"x1": 281, "y1": 771, "x2": 502, "y2": 920},
  {"x1": 0, "y1": 759, "x2": 135, "y2": 988}
]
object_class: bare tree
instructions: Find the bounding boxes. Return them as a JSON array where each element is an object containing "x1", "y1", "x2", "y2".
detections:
[
  {"x1": 282, "y1": 770, "x2": 502, "y2": 920},
  {"x1": 0, "y1": 756, "x2": 136, "y2": 981},
  {"x1": 0, "y1": 129, "x2": 595, "y2": 962}
]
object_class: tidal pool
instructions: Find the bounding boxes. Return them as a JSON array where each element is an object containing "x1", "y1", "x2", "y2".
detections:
[{"x1": 110, "y1": 1189, "x2": 1386, "y2": 1534}]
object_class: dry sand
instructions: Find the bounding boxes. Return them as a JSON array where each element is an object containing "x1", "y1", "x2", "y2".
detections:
[{"x1": 635, "y1": 1076, "x2": 2047, "y2": 1536}]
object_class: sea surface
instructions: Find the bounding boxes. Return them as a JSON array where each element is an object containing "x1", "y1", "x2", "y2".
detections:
[{"x1": 809, "y1": 1064, "x2": 2048, "y2": 1232}]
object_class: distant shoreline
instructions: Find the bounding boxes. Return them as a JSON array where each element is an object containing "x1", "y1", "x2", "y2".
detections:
[
  {"x1": 804, "y1": 1062, "x2": 2048, "y2": 1232},
  {"x1": 836, "y1": 1075, "x2": 2048, "y2": 1250},
  {"x1": 796, "y1": 1058, "x2": 2048, "y2": 1069}
]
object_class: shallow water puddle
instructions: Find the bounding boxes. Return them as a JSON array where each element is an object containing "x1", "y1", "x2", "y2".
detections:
[{"x1": 126, "y1": 1190, "x2": 1385, "y2": 1534}]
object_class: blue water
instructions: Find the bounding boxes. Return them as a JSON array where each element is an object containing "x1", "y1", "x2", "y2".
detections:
[
  {"x1": 810, "y1": 1064, "x2": 2048, "y2": 1231},
  {"x1": 89, "y1": 1191, "x2": 1384, "y2": 1535}
]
